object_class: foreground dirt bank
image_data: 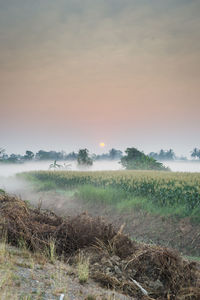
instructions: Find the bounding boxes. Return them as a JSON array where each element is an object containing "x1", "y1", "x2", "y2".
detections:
[
  {"x1": 21, "y1": 189, "x2": 200, "y2": 258},
  {"x1": 1, "y1": 192, "x2": 199, "y2": 299}
]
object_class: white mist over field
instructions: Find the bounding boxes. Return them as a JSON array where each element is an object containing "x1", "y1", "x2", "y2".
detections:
[
  {"x1": 0, "y1": 159, "x2": 200, "y2": 220},
  {"x1": 0, "y1": 160, "x2": 200, "y2": 179},
  {"x1": 0, "y1": 160, "x2": 122, "y2": 199},
  {"x1": 162, "y1": 161, "x2": 200, "y2": 172},
  {"x1": 0, "y1": 160, "x2": 122, "y2": 178}
]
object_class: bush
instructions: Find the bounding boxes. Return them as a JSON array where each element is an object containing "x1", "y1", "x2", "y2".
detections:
[{"x1": 121, "y1": 147, "x2": 168, "y2": 171}]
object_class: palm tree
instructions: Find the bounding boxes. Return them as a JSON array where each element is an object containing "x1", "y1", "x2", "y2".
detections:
[{"x1": 49, "y1": 160, "x2": 62, "y2": 170}]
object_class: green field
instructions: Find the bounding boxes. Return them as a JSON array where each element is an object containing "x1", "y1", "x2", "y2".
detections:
[{"x1": 20, "y1": 170, "x2": 200, "y2": 222}]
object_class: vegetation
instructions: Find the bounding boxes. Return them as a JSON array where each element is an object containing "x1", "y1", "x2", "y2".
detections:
[
  {"x1": 149, "y1": 149, "x2": 175, "y2": 161},
  {"x1": 77, "y1": 149, "x2": 93, "y2": 166},
  {"x1": 191, "y1": 148, "x2": 200, "y2": 159},
  {"x1": 121, "y1": 147, "x2": 169, "y2": 170},
  {"x1": 1, "y1": 146, "x2": 200, "y2": 164},
  {"x1": 77, "y1": 253, "x2": 90, "y2": 284},
  {"x1": 20, "y1": 170, "x2": 200, "y2": 222},
  {"x1": 94, "y1": 148, "x2": 123, "y2": 161},
  {"x1": 1, "y1": 193, "x2": 199, "y2": 299},
  {"x1": 0, "y1": 147, "x2": 123, "y2": 164}
]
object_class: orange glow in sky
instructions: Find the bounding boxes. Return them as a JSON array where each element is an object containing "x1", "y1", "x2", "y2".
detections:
[{"x1": 0, "y1": 1, "x2": 199, "y2": 155}]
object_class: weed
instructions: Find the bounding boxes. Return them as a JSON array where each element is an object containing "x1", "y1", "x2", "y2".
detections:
[
  {"x1": 0, "y1": 241, "x2": 6, "y2": 261},
  {"x1": 77, "y1": 253, "x2": 90, "y2": 284},
  {"x1": 46, "y1": 238, "x2": 57, "y2": 263},
  {"x1": 85, "y1": 295, "x2": 96, "y2": 300},
  {"x1": 51, "y1": 263, "x2": 68, "y2": 295}
]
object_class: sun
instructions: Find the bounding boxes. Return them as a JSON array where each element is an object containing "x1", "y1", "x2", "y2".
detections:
[{"x1": 99, "y1": 142, "x2": 105, "y2": 148}]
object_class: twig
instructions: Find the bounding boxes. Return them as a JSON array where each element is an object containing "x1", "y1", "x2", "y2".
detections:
[{"x1": 130, "y1": 278, "x2": 148, "y2": 296}]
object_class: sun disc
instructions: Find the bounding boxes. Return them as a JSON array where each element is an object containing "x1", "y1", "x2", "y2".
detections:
[{"x1": 99, "y1": 142, "x2": 105, "y2": 147}]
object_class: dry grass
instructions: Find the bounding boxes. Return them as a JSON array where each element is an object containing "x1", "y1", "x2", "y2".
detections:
[
  {"x1": 0, "y1": 193, "x2": 199, "y2": 299},
  {"x1": 77, "y1": 252, "x2": 90, "y2": 284}
]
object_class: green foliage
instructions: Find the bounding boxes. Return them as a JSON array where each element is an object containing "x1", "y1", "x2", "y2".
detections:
[
  {"x1": 121, "y1": 147, "x2": 168, "y2": 170},
  {"x1": 109, "y1": 148, "x2": 123, "y2": 160},
  {"x1": 20, "y1": 170, "x2": 200, "y2": 222},
  {"x1": 149, "y1": 149, "x2": 175, "y2": 161},
  {"x1": 0, "y1": 189, "x2": 5, "y2": 195},
  {"x1": 76, "y1": 185, "x2": 127, "y2": 205},
  {"x1": 77, "y1": 253, "x2": 89, "y2": 284},
  {"x1": 191, "y1": 148, "x2": 200, "y2": 159},
  {"x1": 77, "y1": 149, "x2": 93, "y2": 166},
  {"x1": 24, "y1": 151, "x2": 34, "y2": 160}
]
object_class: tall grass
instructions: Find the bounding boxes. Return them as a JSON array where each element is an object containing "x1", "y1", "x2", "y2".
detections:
[
  {"x1": 19, "y1": 170, "x2": 200, "y2": 222},
  {"x1": 76, "y1": 185, "x2": 127, "y2": 206},
  {"x1": 76, "y1": 185, "x2": 196, "y2": 220}
]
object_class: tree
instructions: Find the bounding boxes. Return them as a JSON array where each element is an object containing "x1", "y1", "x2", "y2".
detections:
[
  {"x1": 109, "y1": 148, "x2": 123, "y2": 160},
  {"x1": 0, "y1": 148, "x2": 5, "y2": 160},
  {"x1": 165, "y1": 149, "x2": 175, "y2": 160},
  {"x1": 24, "y1": 150, "x2": 34, "y2": 160},
  {"x1": 65, "y1": 152, "x2": 77, "y2": 160},
  {"x1": 191, "y1": 148, "x2": 200, "y2": 159},
  {"x1": 77, "y1": 149, "x2": 93, "y2": 166},
  {"x1": 7, "y1": 154, "x2": 19, "y2": 163},
  {"x1": 35, "y1": 150, "x2": 64, "y2": 160},
  {"x1": 121, "y1": 147, "x2": 168, "y2": 171},
  {"x1": 149, "y1": 149, "x2": 175, "y2": 161}
]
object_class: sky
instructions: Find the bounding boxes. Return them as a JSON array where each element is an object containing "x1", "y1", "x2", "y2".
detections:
[{"x1": 0, "y1": 0, "x2": 200, "y2": 156}]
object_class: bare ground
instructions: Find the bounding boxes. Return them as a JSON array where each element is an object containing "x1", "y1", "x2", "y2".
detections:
[
  {"x1": 18, "y1": 187, "x2": 200, "y2": 258},
  {"x1": 0, "y1": 191, "x2": 200, "y2": 299}
]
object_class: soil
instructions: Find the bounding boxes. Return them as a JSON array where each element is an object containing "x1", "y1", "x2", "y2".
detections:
[
  {"x1": 20, "y1": 189, "x2": 200, "y2": 258},
  {"x1": 0, "y1": 192, "x2": 200, "y2": 299},
  {"x1": 1, "y1": 244, "x2": 132, "y2": 300}
]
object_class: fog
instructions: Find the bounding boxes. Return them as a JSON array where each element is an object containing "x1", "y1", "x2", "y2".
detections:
[
  {"x1": 0, "y1": 160, "x2": 122, "y2": 178},
  {"x1": 0, "y1": 159, "x2": 200, "y2": 255},
  {"x1": 0, "y1": 160, "x2": 200, "y2": 180},
  {"x1": 162, "y1": 161, "x2": 200, "y2": 173}
]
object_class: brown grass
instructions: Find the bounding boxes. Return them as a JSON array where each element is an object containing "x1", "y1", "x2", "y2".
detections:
[{"x1": 0, "y1": 193, "x2": 199, "y2": 299}]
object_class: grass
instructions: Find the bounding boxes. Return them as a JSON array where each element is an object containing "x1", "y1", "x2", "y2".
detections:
[
  {"x1": 19, "y1": 170, "x2": 200, "y2": 223},
  {"x1": 76, "y1": 184, "x2": 199, "y2": 221},
  {"x1": 46, "y1": 238, "x2": 57, "y2": 264},
  {"x1": 50, "y1": 263, "x2": 68, "y2": 295},
  {"x1": 0, "y1": 235, "x2": 70, "y2": 299},
  {"x1": 185, "y1": 255, "x2": 200, "y2": 262},
  {"x1": 76, "y1": 185, "x2": 127, "y2": 206},
  {"x1": 77, "y1": 253, "x2": 90, "y2": 284}
]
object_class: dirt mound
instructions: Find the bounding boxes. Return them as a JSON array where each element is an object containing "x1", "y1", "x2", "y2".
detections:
[
  {"x1": 0, "y1": 194, "x2": 199, "y2": 299},
  {"x1": 0, "y1": 194, "x2": 125, "y2": 254}
]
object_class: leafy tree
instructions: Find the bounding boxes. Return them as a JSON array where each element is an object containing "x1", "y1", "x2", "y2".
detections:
[
  {"x1": 94, "y1": 149, "x2": 123, "y2": 161},
  {"x1": 24, "y1": 150, "x2": 34, "y2": 160},
  {"x1": 7, "y1": 154, "x2": 19, "y2": 163},
  {"x1": 77, "y1": 149, "x2": 93, "y2": 166},
  {"x1": 191, "y1": 148, "x2": 200, "y2": 159},
  {"x1": 121, "y1": 147, "x2": 168, "y2": 171},
  {"x1": 35, "y1": 150, "x2": 64, "y2": 160},
  {"x1": 0, "y1": 148, "x2": 5, "y2": 161},
  {"x1": 109, "y1": 148, "x2": 123, "y2": 160},
  {"x1": 65, "y1": 151, "x2": 78, "y2": 160},
  {"x1": 95, "y1": 153, "x2": 110, "y2": 160},
  {"x1": 166, "y1": 149, "x2": 175, "y2": 160},
  {"x1": 149, "y1": 149, "x2": 175, "y2": 161}
]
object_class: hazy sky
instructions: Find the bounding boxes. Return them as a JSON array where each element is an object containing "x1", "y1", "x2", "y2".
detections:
[{"x1": 0, "y1": 0, "x2": 200, "y2": 156}]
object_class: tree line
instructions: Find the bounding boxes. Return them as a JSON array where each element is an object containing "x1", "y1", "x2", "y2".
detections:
[
  {"x1": 0, "y1": 147, "x2": 200, "y2": 165},
  {"x1": 0, "y1": 148, "x2": 123, "y2": 164}
]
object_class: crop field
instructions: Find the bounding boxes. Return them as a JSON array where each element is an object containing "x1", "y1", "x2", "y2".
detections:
[{"x1": 21, "y1": 170, "x2": 200, "y2": 221}]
